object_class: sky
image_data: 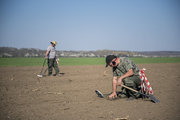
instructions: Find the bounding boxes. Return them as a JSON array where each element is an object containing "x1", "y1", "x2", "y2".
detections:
[{"x1": 0, "y1": 0, "x2": 180, "y2": 51}]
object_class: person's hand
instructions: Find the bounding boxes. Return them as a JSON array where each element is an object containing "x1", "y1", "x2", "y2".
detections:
[
  {"x1": 108, "y1": 92, "x2": 117, "y2": 99},
  {"x1": 56, "y1": 58, "x2": 59, "y2": 64}
]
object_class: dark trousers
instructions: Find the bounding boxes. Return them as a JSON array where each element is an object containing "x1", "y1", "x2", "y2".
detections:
[
  {"x1": 122, "y1": 75, "x2": 141, "y2": 98},
  {"x1": 48, "y1": 58, "x2": 59, "y2": 75}
]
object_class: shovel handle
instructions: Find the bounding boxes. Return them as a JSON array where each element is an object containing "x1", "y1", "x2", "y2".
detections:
[
  {"x1": 121, "y1": 84, "x2": 160, "y2": 103},
  {"x1": 121, "y1": 84, "x2": 138, "y2": 93}
]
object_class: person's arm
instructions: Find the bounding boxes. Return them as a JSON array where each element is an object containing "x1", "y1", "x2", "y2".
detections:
[
  {"x1": 109, "y1": 76, "x2": 118, "y2": 99},
  {"x1": 45, "y1": 50, "x2": 50, "y2": 59},
  {"x1": 112, "y1": 76, "x2": 117, "y2": 93},
  {"x1": 117, "y1": 69, "x2": 134, "y2": 86}
]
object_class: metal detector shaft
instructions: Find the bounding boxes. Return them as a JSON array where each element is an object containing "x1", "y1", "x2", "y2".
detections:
[{"x1": 40, "y1": 58, "x2": 46, "y2": 75}]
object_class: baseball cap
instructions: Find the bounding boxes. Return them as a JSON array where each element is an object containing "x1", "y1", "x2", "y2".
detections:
[{"x1": 105, "y1": 55, "x2": 117, "y2": 67}]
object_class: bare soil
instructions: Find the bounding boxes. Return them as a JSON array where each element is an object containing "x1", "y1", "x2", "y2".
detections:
[{"x1": 0, "y1": 63, "x2": 180, "y2": 120}]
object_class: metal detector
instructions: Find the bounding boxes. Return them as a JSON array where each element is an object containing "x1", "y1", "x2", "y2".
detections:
[{"x1": 37, "y1": 58, "x2": 46, "y2": 78}]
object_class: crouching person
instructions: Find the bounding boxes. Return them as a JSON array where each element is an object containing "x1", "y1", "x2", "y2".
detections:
[{"x1": 105, "y1": 55, "x2": 141, "y2": 100}]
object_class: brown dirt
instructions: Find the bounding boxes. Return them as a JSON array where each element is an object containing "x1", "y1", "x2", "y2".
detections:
[{"x1": 0, "y1": 63, "x2": 180, "y2": 120}]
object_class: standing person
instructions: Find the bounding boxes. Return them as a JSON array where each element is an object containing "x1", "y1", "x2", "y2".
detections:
[
  {"x1": 105, "y1": 55, "x2": 141, "y2": 100},
  {"x1": 45, "y1": 41, "x2": 59, "y2": 76}
]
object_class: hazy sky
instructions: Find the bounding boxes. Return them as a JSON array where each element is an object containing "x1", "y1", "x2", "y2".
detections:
[{"x1": 0, "y1": 0, "x2": 180, "y2": 51}]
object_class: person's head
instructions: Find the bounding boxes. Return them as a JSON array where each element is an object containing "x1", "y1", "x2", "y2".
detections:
[
  {"x1": 50, "y1": 41, "x2": 57, "y2": 47},
  {"x1": 105, "y1": 55, "x2": 118, "y2": 67}
]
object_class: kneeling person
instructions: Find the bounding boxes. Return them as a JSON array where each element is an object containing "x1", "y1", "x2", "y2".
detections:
[{"x1": 105, "y1": 55, "x2": 141, "y2": 99}]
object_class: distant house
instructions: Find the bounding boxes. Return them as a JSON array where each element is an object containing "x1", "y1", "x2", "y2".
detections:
[{"x1": 2, "y1": 53, "x2": 13, "y2": 57}]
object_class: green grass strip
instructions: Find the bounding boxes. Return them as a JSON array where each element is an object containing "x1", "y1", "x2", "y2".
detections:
[
  {"x1": 131, "y1": 57, "x2": 180, "y2": 64},
  {"x1": 0, "y1": 58, "x2": 43, "y2": 66},
  {"x1": 0, "y1": 57, "x2": 180, "y2": 66}
]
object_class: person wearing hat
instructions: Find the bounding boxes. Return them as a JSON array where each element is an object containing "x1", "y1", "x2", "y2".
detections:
[
  {"x1": 105, "y1": 55, "x2": 141, "y2": 100},
  {"x1": 45, "y1": 41, "x2": 59, "y2": 76}
]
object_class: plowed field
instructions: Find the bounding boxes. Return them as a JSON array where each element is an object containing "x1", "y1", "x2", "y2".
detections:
[{"x1": 0, "y1": 63, "x2": 180, "y2": 120}]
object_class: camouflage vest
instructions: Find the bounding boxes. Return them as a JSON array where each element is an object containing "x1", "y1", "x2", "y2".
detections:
[{"x1": 113, "y1": 57, "x2": 139, "y2": 77}]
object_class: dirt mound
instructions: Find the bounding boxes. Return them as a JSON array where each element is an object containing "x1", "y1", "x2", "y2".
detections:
[{"x1": 0, "y1": 63, "x2": 180, "y2": 120}]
